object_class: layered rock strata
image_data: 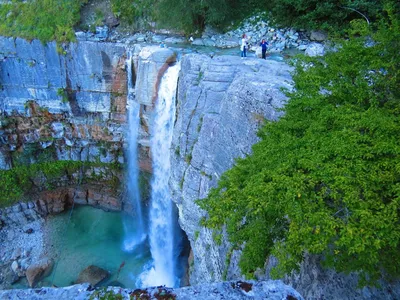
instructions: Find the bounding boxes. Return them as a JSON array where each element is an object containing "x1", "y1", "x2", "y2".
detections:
[
  {"x1": 170, "y1": 54, "x2": 400, "y2": 299},
  {"x1": 170, "y1": 54, "x2": 292, "y2": 284},
  {"x1": 0, "y1": 37, "x2": 129, "y2": 168}
]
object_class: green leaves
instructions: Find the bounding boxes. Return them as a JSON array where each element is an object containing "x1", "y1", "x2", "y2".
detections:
[
  {"x1": 0, "y1": 161, "x2": 120, "y2": 208},
  {"x1": 198, "y1": 17, "x2": 400, "y2": 285},
  {"x1": 0, "y1": 0, "x2": 84, "y2": 43}
]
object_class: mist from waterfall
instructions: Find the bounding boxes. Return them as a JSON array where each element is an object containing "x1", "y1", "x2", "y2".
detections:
[
  {"x1": 140, "y1": 63, "x2": 181, "y2": 288},
  {"x1": 123, "y1": 51, "x2": 146, "y2": 252}
]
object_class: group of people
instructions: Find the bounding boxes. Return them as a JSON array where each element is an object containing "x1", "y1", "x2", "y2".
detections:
[{"x1": 240, "y1": 34, "x2": 269, "y2": 59}]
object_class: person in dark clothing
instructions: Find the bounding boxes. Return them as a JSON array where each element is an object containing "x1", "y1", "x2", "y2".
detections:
[{"x1": 260, "y1": 39, "x2": 268, "y2": 59}]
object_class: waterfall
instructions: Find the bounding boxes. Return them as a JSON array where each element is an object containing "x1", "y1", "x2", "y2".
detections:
[
  {"x1": 123, "y1": 51, "x2": 146, "y2": 251},
  {"x1": 140, "y1": 63, "x2": 181, "y2": 288}
]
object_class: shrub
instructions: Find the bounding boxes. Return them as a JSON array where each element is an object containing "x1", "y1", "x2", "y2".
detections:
[{"x1": 198, "y1": 12, "x2": 400, "y2": 286}]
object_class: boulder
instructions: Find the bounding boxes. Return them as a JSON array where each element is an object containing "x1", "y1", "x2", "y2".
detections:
[
  {"x1": 105, "y1": 16, "x2": 119, "y2": 28},
  {"x1": 11, "y1": 261, "x2": 19, "y2": 273},
  {"x1": 75, "y1": 265, "x2": 109, "y2": 286},
  {"x1": 11, "y1": 248, "x2": 22, "y2": 260},
  {"x1": 192, "y1": 38, "x2": 205, "y2": 46},
  {"x1": 164, "y1": 36, "x2": 186, "y2": 44},
  {"x1": 305, "y1": 43, "x2": 325, "y2": 57},
  {"x1": 25, "y1": 257, "x2": 53, "y2": 287},
  {"x1": 2, "y1": 264, "x2": 20, "y2": 286},
  {"x1": 310, "y1": 30, "x2": 327, "y2": 41}
]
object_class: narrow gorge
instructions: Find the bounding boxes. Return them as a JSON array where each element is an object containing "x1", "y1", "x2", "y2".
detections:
[{"x1": 0, "y1": 34, "x2": 399, "y2": 300}]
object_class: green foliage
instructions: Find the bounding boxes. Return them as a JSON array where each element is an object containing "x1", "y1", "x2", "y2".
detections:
[
  {"x1": 0, "y1": 0, "x2": 88, "y2": 43},
  {"x1": 90, "y1": 288, "x2": 123, "y2": 300},
  {"x1": 198, "y1": 15, "x2": 400, "y2": 286},
  {"x1": 138, "y1": 171, "x2": 152, "y2": 202},
  {"x1": 185, "y1": 153, "x2": 192, "y2": 164},
  {"x1": 110, "y1": 0, "x2": 137, "y2": 24},
  {"x1": 175, "y1": 146, "x2": 180, "y2": 156},
  {"x1": 137, "y1": 0, "x2": 395, "y2": 34},
  {"x1": 0, "y1": 161, "x2": 120, "y2": 208},
  {"x1": 263, "y1": 0, "x2": 384, "y2": 31},
  {"x1": 57, "y1": 88, "x2": 69, "y2": 103},
  {"x1": 146, "y1": 0, "x2": 265, "y2": 33}
]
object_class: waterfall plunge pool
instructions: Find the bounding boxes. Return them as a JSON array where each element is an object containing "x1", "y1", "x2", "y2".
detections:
[{"x1": 42, "y1": 205, "x2": 152, "y2": 288}]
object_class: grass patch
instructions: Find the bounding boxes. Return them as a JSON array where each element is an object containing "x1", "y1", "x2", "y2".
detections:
[{"x1": 185, "y1": 153, "x2": 192, "y2": 164}]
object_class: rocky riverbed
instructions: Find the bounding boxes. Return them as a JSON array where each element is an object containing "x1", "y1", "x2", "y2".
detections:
[{"x1": 75, "y1": 14, "x2": 326, "y2": 57}]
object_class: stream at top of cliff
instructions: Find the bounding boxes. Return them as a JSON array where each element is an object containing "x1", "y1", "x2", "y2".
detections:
[{"x1": 168, "y1": 43, "x2": 300, "y2": 61}]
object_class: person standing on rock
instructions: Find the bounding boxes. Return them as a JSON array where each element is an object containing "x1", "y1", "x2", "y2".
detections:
[
  {"x1": 260, "y1": 39, "x2": 269, "y2": 59},
  {"x1": 240, "y1": 34, "x2": 248, "y2": 58}
]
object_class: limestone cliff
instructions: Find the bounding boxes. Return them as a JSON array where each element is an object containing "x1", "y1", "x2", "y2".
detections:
[
  {"x1": 170, "y1": 54, "x2": 292, "y2": 284},
  {"x1": 0, "y1": 37, "x2": 128, "y2": 168},
  {"x1": 170, "y1": 54, "x2": 400, "y2": 299},
  {"x1": 1, "y1": 36, "x2": 398, "y2": 299}
]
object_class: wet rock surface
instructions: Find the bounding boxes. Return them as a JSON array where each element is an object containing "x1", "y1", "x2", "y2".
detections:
[{"x1": 75, "y1": 265, "x2": 109, "y2": 287}]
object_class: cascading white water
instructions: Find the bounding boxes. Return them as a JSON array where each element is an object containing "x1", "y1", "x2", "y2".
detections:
[
  {"x1": 140, "y1": 63, "x2": 181, "y2": 288},
  {"x1": 123, "y1": 51, "x2": 146, "y2": 251}
]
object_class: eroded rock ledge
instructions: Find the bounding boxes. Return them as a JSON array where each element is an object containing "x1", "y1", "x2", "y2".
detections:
[{"x1": 0, "y1": 280, "x2": 303, "y2": 300}]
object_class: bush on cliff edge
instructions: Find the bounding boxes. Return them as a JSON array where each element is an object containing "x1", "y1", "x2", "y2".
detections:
[{"x1": 198, "y1": 7, "x2": 400, "y2": 286}]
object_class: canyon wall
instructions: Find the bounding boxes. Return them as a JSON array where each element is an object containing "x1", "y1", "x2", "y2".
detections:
[
  {"x1": 170, "y1": 54, "x2": 291, "y2": 284},
  {"x1": 1, "y1": 37, "x2": 399, "y2": 299},
  {"x1": 0, "y1": 37, "x2": 128, "y2": 169},
  {"x1": 171, "y1": 54, "x2": 400, "y2": 299}
]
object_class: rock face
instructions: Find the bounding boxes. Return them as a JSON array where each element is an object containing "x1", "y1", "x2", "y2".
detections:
[
  {"x1": 0, "y1": 280, "x2": 304, "y2": 299},
  {"x1": 134, "y1": 46, "x2": 176, "y2": 106},
  {"x1": 263, "y1": 255, "x2": 400, "y2": 300},
  {"x1": 0, "y1": 37, "x2": 129, "y2": 168},
  {"x1": 25, "y1": 257, "x2": 53, "y2": 287},
  {"x1": 75, "y1": 265, "x2": 109, "y2": 286},
  {"x1": 133, "y1": 46, "x2": 177, "y2": 172},
  {"x1": 170, "y1": 54, "x2": 400, "y2": 299},
  {"x1": 170, "y1": 54, "x2": 292, "y2": 285}
]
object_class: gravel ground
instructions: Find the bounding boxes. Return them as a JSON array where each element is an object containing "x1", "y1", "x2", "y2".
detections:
[{"x1": 0, "y1": 219, "x2": 46, "y2": 289}]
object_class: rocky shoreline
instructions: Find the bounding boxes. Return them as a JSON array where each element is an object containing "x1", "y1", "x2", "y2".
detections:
[{"x1": 0, "y1": 186, "x2": 124, "y2": 290}]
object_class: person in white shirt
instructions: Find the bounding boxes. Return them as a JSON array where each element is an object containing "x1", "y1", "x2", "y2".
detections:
[{"x1": 240, "y1": 34, "x2": 248, "y2": 58}]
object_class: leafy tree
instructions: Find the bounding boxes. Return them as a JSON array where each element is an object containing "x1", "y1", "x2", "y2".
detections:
[
  {"x1": 198, "y1": 9, "x2": 400, "y2": 285},
  {"x1": 0, "y1": 0, "x2": 88, "y2": 43},
  {"x1": 264, "y1": 0, "x2": 386, "y2": 31},
  {"x1": 147, "y1": 0, "x2": 267, "y2": 33},
  {"x1": 111, "y1": 0, "x2": 140, "y2": 24}
]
